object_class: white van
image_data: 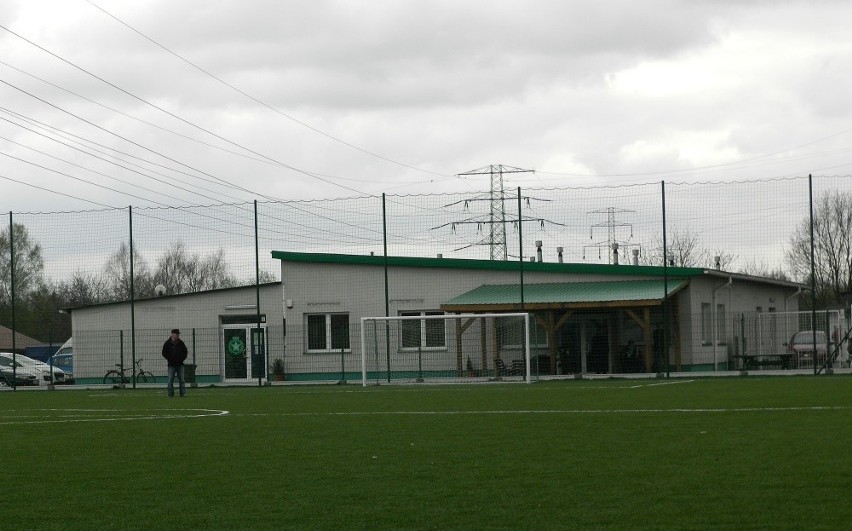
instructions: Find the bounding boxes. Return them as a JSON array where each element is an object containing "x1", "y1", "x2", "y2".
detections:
[{"x1": 48, "y1": 338, "x2": 74, "y2": 383}]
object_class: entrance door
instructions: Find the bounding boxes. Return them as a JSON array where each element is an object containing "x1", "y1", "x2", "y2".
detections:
[
  {"x1": 584, "y1": 317, "x2": 610, "y2": 374},
  {"x1": 558, "y1": 314, "x2": 610, "y2": 375},
  {"x1": 222, "y1": 325, "x2": 267, "y2": 382}
]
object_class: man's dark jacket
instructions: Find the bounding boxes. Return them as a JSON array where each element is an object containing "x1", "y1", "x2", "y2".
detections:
[{"x1": 162, "y1": 338, "x2": 188, "y2": 367}]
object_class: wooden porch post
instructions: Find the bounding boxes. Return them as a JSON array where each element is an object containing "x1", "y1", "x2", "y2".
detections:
[
  {"x1": 643, "y1": 307, "x2": 653, "y2": 373},
  {"x1": 672, "y1": 299, "x2": 682, "y2": 371}
]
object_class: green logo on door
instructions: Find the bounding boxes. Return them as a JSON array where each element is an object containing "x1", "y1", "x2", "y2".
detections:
[{"x1": 227, "y1": 336, "x2": 246, "y2": 356}]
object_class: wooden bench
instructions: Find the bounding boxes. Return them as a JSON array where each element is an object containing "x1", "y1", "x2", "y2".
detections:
[{"x1": 733, "y1": 354, "x2": 792, "y2": 370}]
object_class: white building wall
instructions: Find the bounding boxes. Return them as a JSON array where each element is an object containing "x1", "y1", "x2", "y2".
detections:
[
  {"x1": 681, "y1": 277, "x2": 801, "y2": 369},
  {"x1": 69, "y1": 284, "x2": 283, "y2": 382}
]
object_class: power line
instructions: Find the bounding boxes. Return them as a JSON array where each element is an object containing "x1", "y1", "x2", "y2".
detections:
[
  {"x1": 0, "y1": 77, "x2": 285, "y2": 200},
  {"x1": 0, "y1": 172, "x2": 118, "y2": 209},
  {"x1": 85, "y1": 0, "x2": 450, "y2": 180},
  {"x1": 0, "y1": 59, "x2": 388, "y2": 186},
  {"x1": 0, "y1": 110, "x2": 256, "y2": 203},
  {"x1": 0, "y1": 22, "x2": 366, "y2": 196},
  {"x1": 0, "y1": 105, "x2": 255, "y2": 199}
]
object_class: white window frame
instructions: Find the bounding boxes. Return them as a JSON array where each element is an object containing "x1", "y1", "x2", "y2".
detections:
[
  {"x1": 398, "y1": 311, "x2": 447, "y2": 351},
  {"x1": 305, "y1": 313, "x2": 351, "y2": 353}
]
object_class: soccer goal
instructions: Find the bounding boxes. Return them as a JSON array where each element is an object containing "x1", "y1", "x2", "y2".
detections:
[{"x1": 360, "y1": 313, "x2": 532, "y2": 385}]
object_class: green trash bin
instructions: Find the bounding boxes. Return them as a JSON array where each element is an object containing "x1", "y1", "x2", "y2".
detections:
[{"x1": 184, "y1": 364, "x2": 197, "y2": 387}]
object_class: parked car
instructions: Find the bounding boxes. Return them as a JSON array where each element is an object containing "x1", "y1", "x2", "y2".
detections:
[
  {"x1": 787, "y1": 331, "x2": 832, "y2": 369},
  {"x1": 0, "y1": 356, "x2": 41, "y2": 386},
  {"x1": 0, "y1": 352, "x2": 67, "y2": 385}
]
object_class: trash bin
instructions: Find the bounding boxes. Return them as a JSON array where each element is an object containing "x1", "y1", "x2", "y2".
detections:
[{"x1": 184, "y1": 364, "x2": 197, "y2": 387}]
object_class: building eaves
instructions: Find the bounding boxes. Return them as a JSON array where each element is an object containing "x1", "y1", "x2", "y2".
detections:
[
  {"x1": 63, "y1": 281, "x2": 282, "y2": 312},
  {"x1": 272, "y1": 250, "x2": 705, "y2": 278}
]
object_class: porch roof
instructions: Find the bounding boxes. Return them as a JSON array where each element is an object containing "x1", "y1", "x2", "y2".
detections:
[{"x1": 441, "y1": 279, "x2": 689, "y2": 312}]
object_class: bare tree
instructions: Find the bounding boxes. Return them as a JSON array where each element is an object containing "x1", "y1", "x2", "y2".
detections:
[
  {"x1": 153, "y1": 241, "x2": 237, "y2": 295},
  {"x1": 641, "y1": 226, "x2": 737, "y2": 269},
  {"x1": 103, "y1": 242, "x2": 154, "y2": 300},
  {"x1": 787, "y1": 190, "x2": 852, "y2": 306},
  {"x1": 257, "y1": 269, "x2": 279, "y2": 283},
  {"x1": 55, "y1": 271, "x2": 111, "y2": 307},
  {"x1": 196, "y1": 248, "x2": 236, "y2": 290},
  {"x1": 738, "y1": 260, "x2": 791, "y2": 281}
]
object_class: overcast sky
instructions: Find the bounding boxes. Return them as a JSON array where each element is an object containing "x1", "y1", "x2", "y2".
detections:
[{"x1": 2, "y1": 0, "x2": 852, "y2": 214}]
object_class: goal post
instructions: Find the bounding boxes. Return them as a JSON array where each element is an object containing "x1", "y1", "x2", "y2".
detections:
[{"x1": 360, "y1": 313, "x2": 532, "y2": 385}]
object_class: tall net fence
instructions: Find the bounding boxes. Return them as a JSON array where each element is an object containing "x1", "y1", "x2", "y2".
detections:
[{"x1": 2, "y1": 175, "x2": 851, "y2": 387}]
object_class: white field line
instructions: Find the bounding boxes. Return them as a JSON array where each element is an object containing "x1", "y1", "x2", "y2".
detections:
[
  {"x1": 276, "y1": 380, "x2": 699, "y2": 395},
  {"x1": 0, "y1": 408, "x2": 229, "y2": 425},
  {"x1": 234, "y1": 405, "x2": 852, "y2": 417}
]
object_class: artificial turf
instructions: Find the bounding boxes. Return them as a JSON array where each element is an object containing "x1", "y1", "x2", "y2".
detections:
[{"x1": 2, "y1": 376, "x2": 851, "y2": 529}]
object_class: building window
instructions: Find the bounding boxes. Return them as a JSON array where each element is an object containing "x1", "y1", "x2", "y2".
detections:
[
  {"x1": 498, "y1": 315, "x2": 548, "y2": 348},
  {"x1": 306, "y1": 313, "x2": 350, "y2": 352},
  {"x1": 400, "y1": 311, "x2": 446, "y2": 350},
  {"x1": 716, "y1": 304, "x2": 726, "y2": 345},
  {"x1": 701, "y1": 303, "x2": 712, "y2": 345}
]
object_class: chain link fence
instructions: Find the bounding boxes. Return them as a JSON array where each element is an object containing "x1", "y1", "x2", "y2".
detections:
[{"x1": 2, "y1": 175, "x2": 850, "y2": 387}]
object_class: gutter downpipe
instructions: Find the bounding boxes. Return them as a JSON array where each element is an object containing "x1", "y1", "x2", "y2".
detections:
[
  {"x1": 712, "y1": 276, "x2": 733, "y2": 371},
  {"x1": 784, "y1": 287, "x2": 803, "y2": 356}
]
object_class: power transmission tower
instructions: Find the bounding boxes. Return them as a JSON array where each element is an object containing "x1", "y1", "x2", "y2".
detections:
[
  {"x1": 584, "y1": 207, "x2": 640, "y2": 264},
  {"x1": 456, "y1": 165, "x2": 534, "y2": 260}
]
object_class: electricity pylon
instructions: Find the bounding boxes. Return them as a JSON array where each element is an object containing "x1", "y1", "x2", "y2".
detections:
[
  {"x1": 584, "y1": 207, "x2": 640, "y2": 264},
  {"x1": 456, "y1": 165, "x2": 534, "y2": 260}
]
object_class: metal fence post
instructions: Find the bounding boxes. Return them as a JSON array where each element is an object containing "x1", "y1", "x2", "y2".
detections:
[
  {"x1": 129, "y1": 206, "x2": 137, "y2": 389},
  {"x1": 9, "y1": 212, "x2": 16, "y2": 390},
  {"x1": 382, "y1": 193, "x2": 390, "y2": 383},
  {"x1": 808, "y1": 175, "x2": 817, "y2": 375},
  {"x1": 518, "y1": 187, "x2": 525, "y2": 310},
  {"x1": 661, "y1": 181, "x2": 670, "y2": 377},
  {"x1": 120, "y1": 329, "x2": 125, "y2": 388},
  {"x1": 255, "y1": 200, "x2": 263, "y2": 387}
]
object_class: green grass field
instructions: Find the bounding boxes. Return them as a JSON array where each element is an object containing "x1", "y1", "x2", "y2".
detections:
[{"x1": 3, "y1": 376, "x2": 852, "y2": 530}]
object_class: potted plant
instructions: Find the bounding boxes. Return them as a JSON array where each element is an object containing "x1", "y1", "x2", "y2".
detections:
[{"x1": 272, "y1": 358, "x2": 286, "y2": 381}]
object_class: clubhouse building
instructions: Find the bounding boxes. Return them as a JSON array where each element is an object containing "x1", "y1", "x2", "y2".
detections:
[{"x1": 65, "y1": 251, "x2": 804, "y2": 384}]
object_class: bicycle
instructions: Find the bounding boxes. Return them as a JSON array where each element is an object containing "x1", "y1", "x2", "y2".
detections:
[{"x1": 103, "y1": 358, "x2": 156, "y2": 385}]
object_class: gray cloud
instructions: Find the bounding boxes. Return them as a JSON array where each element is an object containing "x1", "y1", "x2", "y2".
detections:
[{"x1": 1, "y1": 0, "x2": 851, "y2": 213}]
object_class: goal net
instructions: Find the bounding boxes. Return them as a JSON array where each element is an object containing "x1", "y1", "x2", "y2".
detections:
[{"x1": 360, "y1": 313, "x2": 532, "y2": 385}]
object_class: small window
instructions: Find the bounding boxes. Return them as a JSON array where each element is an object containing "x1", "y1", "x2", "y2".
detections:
[
  {"x1": 306, "y1": 313, "x2": 350, "y2": 352},
  {"x1": 716, "y1": 304, "x2": 726, "y2": 345}
]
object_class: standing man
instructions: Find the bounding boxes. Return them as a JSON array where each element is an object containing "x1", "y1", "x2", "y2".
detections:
[{"x1": 162, "y1": 328, "x2": 188, "y2": 397}]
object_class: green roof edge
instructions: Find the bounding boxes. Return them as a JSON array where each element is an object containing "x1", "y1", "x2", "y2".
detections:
[{"x1": 271, "y1": 251, "x2": 705, "y2": 277}]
